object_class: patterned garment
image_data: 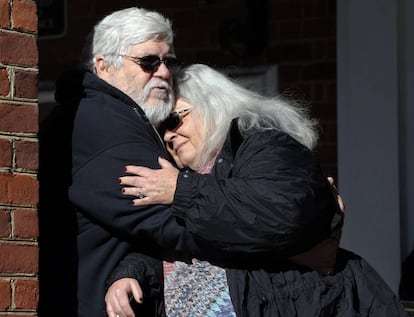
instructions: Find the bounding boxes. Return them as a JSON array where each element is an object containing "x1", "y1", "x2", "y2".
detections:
[{"x1": 163, "y1": 259, "x2": 236, "y2": 317}]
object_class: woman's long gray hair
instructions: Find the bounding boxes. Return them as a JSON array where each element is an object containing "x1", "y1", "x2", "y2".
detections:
[
  {"x1": 174, "y1": 64, "x2": 319, "y2": 167},
  {"x1": 81, "y1": 7, "x2": 174, "y2": 72}
]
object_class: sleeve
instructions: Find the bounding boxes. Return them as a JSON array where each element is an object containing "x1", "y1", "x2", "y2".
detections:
[
  {"x1": 69, "y1": 104, "x2": 202, "y2": 257},
  {"x1": 106, "y1": 251, "x2": 163, "y2": 300},
  {"x1": 172, "y1": 132, "x2": 340, "y2": 259}
]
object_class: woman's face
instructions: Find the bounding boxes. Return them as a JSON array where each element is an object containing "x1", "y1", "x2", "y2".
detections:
[{"x1": 163, "y1": 98, "x2": 205, "y2": 170}]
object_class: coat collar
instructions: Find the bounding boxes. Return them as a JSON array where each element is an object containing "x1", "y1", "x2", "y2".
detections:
[
  {"x1": 83, "y1": 71, "x2": 149, "y2": 123},
  {"x1": 221, "y1": 118, "x2": 244, "y2": 163}
]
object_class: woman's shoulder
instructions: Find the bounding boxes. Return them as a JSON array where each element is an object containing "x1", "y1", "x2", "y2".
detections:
[{"x1": 243, "y1": 129, "x2": 309, "y2": 152}]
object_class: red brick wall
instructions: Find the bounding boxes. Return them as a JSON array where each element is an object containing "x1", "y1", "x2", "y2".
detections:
[{"x1": 0, "y1": 0, "x2": 39, "y2": 316}]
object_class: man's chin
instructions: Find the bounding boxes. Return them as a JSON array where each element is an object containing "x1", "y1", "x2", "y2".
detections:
[
  {"x1": 146, "y1": 97, "x2": 169, "y2": 106},
  {"x1": 140, "y1": 101, "x2": 173, "y2": 126}
]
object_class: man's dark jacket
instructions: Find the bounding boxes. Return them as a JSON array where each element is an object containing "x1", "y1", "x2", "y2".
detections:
[{"x1": 69, "y1": 71, "x2": 203, "y2": 316}]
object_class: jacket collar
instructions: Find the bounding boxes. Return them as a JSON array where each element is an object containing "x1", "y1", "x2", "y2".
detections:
[
  {"x1": 83, "y1": 71, "x2": 149, "y2": 122},
  {"x1": 221, "y1": 118, "x2": 244, "y2": 163}
]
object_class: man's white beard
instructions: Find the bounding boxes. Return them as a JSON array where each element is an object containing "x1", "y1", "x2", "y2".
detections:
[
  {"x1": 130, "y1": 79, "x2": 174, "y2": 126},
  {"x1": 140, "y1": 100, "x2": 172, "y2": 127}
]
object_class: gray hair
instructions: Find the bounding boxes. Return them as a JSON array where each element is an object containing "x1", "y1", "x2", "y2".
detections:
[
  {"x1": 174, "y1": 64, "x2": 319, "y2": 167},
  {"x1": 81, "y1": 7, "x2": 174, "y2": 72}
]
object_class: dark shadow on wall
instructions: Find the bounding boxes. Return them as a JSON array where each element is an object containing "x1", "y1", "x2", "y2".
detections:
[
  {"x1": 400, "y1": 247, "x2": 414, "y2": 301},
  {"x1": 37, "y1": 70, "x2": 84, "y2": 317}
]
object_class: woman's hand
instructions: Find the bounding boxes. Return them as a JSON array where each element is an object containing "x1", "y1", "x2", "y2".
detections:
[
  {"x1": 120, "y1": 157, "x2": 179, "y2": 205},
  {"x1": 105, "y1": 278, "x2": 143, "y2": 317}
]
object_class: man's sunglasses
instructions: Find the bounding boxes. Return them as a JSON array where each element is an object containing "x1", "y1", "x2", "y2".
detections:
[
  {"x1": 162, "y1": 108, "x2": 192, "y2": 130},
  {"x1": 120, "y1": 54, "x2": 182, "y2": 74}
]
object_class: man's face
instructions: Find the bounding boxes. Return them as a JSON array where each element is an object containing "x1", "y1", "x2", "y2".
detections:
[{"x1": 96, "y1": 40, "x2": 175, "y2": 125}]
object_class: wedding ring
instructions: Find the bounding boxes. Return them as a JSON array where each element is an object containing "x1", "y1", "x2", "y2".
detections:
[{"x1": 138, "y1": 187, "x2": 145, "y2": 199}]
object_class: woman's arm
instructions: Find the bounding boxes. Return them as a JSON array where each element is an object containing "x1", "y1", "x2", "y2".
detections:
[{"x1": 120, "y1": 132, "x2": 344, "y2": 259}]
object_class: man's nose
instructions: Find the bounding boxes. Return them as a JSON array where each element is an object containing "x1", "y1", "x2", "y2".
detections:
[{"x1": 154, "y1": 61, "x2": 171, "y2": 79}]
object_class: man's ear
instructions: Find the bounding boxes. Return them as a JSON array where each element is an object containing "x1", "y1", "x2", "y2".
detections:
[{"x1": 94, "y1": 55, "x2": 107, "y2": 77}]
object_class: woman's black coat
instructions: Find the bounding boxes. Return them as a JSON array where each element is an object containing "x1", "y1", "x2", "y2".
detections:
[{"x1": 110, "y1": 120, "x2": 406, "y2": 316}]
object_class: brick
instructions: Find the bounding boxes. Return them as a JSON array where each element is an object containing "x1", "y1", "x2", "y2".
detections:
[
  {"x1": 0, "y1": 312, "x2": 38, "y2": 317},
  {"x1": 0, "y1": 32, "x2": 38, "y2": 66},
  {"x1": 276, "y1": 43, "x2": 313, "y2": 62},
  {"x1": 12, "y1": 0, "x2": 37, "y2": 33},
  {"x1": 269, "y1": 2, "x2": 307, "y2": 19},
  {"x1": 0, "y1": 103, "x2": 38, "y2": 134},
  {"x1": 15, "y1": 140, "x2": 38, "y2": 171},
  {"x1": 302, "y1": 63, "x2": 336, "y2": 81},
  {"x1": 303, "y1": 17, "x2": 336, "y2": 38},
  {"x1": 14, "y1": 209, "x2": 38, "y2": 239},
  {"x1": 311, "y1": 102, "x2": 336, "y2": 121},
  {"x1": 278, "y1": 65, "x2": 303, "y2": 83},
  {"x1": 326, "y1": 81, "x2": 337, "y2": 102},
  {"x1": 0, "y1": 209, "x2": 11, "y2": 238},
  {"x1": 14, "y1": 70, "x2": 38, "y2": 99},
  {"x1": 0, "y1": 68, "x2": 10, "y2": 96},
  {"x1": 0, "y1": 138, "x2": 12, "y2": 167},
  {"x1": 0, "y1": 242, "x2": 38, "y2": 274},
  {"x1": 277, "y1": 21, "x2": 303, "y2": 41},
  {"x1": 14, "y1": 278, "x2": 39, "y2": 310},
  {"x1": 0, "y1": 279, "x2": 11, "y2": 309},
  {"x1": 0, "y1": 0, "x2": 10, "y2": 28},
  {"x1": 313, "y1": 83, "x2": 325, "y2": 102},
  {"x1": 0, "y1": 173, "x2": 39, "y2": 206}
]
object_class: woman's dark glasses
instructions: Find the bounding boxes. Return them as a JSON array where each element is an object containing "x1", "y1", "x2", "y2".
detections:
[
  {"x1": 162, "y1": 108, "x2": 192, "y2": 130},
  {"x1": 120, "y1": 54, "x2": 182, "y2": 74}
]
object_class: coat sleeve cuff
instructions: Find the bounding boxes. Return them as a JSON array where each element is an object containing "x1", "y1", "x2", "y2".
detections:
[
  {"x1": 171, "y1": 169, "x2": 196, "y2": 222},
  {"x1": 106, "y1": 261, "x2": 147, "y2": 290}
]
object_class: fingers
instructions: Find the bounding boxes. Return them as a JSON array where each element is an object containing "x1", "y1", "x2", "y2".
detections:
[
  {"x1": 119, "y1": 162, "x2": 178, "y2": 204},
  {"x1": 132, "y1": 197, "x2": 153, "y2": 206},
  {"x1": 124, "y1": 157, "x2": 173, "y2": 178},
  {"x1": 122, "y1": 185, "x2": 146, "y2": 198},
  {"x1": 327, "y1": 177, "x2": 337, "y2": 189},
  {"x1": 124, "y1": 165, "x2": 149, "y2": 176},
  {"x1": 158, "y1": 156, "x2": 173, "y2": 168},
  {"x1": 337, "y1": 195, "x2": 345, "y2": 213},
  {"x1": 105, "y1": 296, "x2": 128, "y2": 317},
  {"x1": 105, "y1": 279, "x2": 138, "y2": 317},
  {"x1": 130, "y1": 280, "x2": 144, "y2": 304},
  {"x1": 105, "y1": 305, "x2": 118, "y2": 317},
  {"x1": 119, "y1": 175, "x2": 144, "y2": 188},
  {"x1": 326, "y1": 176, "x2": 345, "y2": 213}
]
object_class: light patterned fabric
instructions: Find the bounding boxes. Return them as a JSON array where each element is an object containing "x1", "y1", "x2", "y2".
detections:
[
  {"x1": 163, "y1": 155, "x2": 235, "y2": 316},
  {"x1": 163, "y1": 259, "x2": 236, "y2": 317}
]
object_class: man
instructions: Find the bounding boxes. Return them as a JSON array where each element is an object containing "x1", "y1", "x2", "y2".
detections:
[{"x1": 68, "y1": 7, "x2": 202, "y2": 316}]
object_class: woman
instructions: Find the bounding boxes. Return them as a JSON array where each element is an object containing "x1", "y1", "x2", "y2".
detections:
[{"x1": 106, "y1": 64, "x2": 407, "y2": 317}]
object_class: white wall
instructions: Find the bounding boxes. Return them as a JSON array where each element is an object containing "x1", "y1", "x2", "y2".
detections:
[
  {"x1": 336, "y1": 0, "x2": 412, "y2": 293},
  {"x1": 399, "y1": 0, "x2": 414, "y2": 261}
]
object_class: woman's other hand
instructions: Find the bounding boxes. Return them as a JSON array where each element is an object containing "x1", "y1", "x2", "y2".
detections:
[
  {"x1": 327, "y1": 177, "x2": 345, "y2": 213},
  {"x1": 105, "y1": 278, "x2": 143, "y2": 317}
]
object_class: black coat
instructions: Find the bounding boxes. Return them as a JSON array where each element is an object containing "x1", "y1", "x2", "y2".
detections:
[
  {"x1": 69, "y1": 72, "x2": 202, "y2": 316},
  {"x1": 111, "y1": 121, "x2": 407, "y2": 316}
]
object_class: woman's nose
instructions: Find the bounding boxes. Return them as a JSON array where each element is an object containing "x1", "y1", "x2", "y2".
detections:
[{"x1": 163, "y1": 129, "x2": 175, "y2": 142}]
